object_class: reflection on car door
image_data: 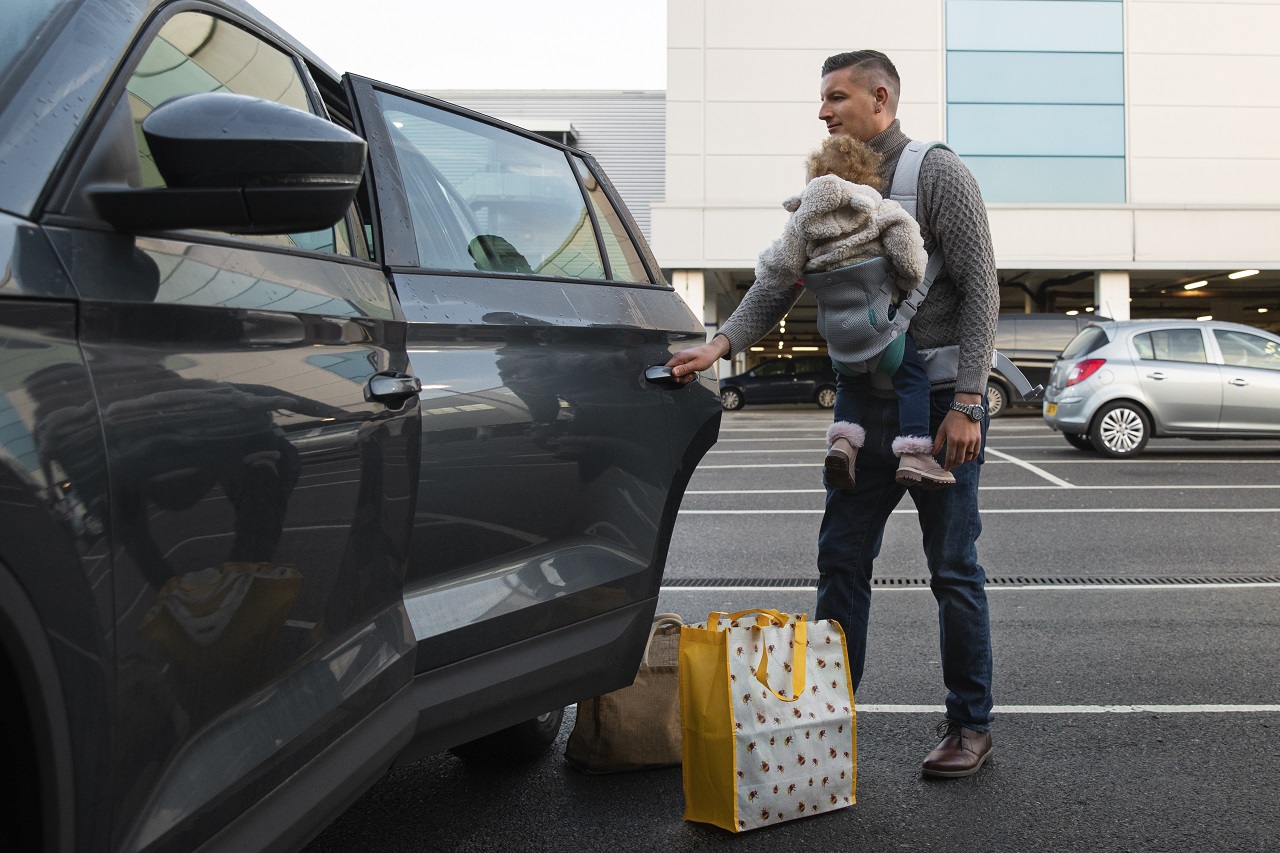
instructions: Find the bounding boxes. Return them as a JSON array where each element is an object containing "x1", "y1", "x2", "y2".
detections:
[
  {"x1": 1132, "y1": 327, "x2": 1222, "y2": 431},
  {"x1": 346, "y1": 77, "x2": 710, "y2": 682},
  {"x1": 42, "y1": 12, "x2": 417, "y2": 848},
  {"x1": 1212, "y1": 329, "x2": 1280, "y2": 434}
]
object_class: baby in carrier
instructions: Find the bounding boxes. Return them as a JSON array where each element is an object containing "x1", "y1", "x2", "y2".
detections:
[{"x1": 754, "y1": 136, "x2": 954, "y2": 489}]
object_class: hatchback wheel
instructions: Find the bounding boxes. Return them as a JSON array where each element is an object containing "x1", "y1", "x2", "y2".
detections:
[
  {"x1": 985, "y1": 380, "x2": 1006, "y2": 418},
  {"x1": 1063, "y1": 432, "x2": 1094, "y2": 452},
  {"x1": 815, "y1": 385, "x2": 837, "y2": 409},
  {"x1": 1090, "y1": 402, "x2": 1150, "y2": 458},
  {"x1": 720, "y1": 388, "x2": 744, "y2": 411},
  {"x1": 449, "y1": 707, "x2": 566, "y2": 764}
]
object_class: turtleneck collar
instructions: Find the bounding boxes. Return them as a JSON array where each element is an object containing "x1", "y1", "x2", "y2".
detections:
[{"x1": 867, "y1": 119, "x2": 910, "y2": 186}]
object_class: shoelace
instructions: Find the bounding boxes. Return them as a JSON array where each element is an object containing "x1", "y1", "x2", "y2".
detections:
[{"x1": 935, "y1": 718, "x2": 963, "y2": 740}]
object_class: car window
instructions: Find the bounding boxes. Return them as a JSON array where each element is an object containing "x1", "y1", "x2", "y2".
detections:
[
  {"x1": 1133, "y1": 329, "x2": 1207, "y2": 364},
  {"x1": 1213, "y1": 329, "x2": 1280, "y2": 370},
  {"x1": 570, "y1": 156, "x2": 650, "y2": 282},
  {"x1": 374, "y1": 90, "x2": 607, "y2": 280},
  {"x1": 0, "y1": 0, "x2": 64, "y2": 88},
  {"x1": 125, "y1": 11, "x2": 353, "y2": 255},
  {"x1": 1019, "y1": 318, "x2": 1082, "y2": 353},
  {"x1": 1060, "y1": 326, "x2": 1109, "y2": 359},
  {"x1": 752, "y1": 360, "x2": 792, "y2": 377}
]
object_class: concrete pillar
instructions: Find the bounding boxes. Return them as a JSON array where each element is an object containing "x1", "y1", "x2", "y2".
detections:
[
  {"x1": 672, "y1": 269, "x2": 723, "y2": 377},
  {"x1": 1094, "y1": 271, "x2": 1131, "y2": 321}
]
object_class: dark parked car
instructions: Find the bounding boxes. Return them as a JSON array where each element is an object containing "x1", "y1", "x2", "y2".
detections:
[
  {"x1": 719, "y1": 356, "x2": 838, "y2": 410},
  {"x1": 0, "y1": 2, "x2": 719, "y2": 851},
  {"x1": 987, "y1": 313, "x2": 1104, "y2": 416}
]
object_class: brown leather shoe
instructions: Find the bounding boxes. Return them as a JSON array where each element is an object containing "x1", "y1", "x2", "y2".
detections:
[{"x1": 921, "y1": 719, "x2": 992, "y2": 778}]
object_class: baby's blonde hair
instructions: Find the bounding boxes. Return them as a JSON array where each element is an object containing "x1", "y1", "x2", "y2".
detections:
[{"x1": 805, "y1": 135, "x2": 884, "y2": 191}]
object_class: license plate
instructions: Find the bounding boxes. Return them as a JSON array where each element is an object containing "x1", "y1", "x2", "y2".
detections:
[{"x1": 1045, "y1": 403, "x2": 1058, "y2": 416}]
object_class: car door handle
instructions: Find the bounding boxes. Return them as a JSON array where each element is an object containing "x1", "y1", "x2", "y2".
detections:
[
  {"x1": 365, "y1": 371, "x2": 422, "y2": 405},
  {"x1": 1227, "y1": 378, "x2": 1249, "y2": 387},
  {"x1": 1146, "y1": 371, "x2": 1165, "y2": 380},
  {"x1": 645, "y1": 365, "x2": 685, "y2": 389}
]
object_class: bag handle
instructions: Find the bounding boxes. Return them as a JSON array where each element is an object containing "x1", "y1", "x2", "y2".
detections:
[
  {"x1": 642, "y1": 613, "x2": 683, "y2": 666},
  {"x1": 707, "y1": 608, "x2": 791, "y2": 627},
  {"x1": 753, "y1": 619, "x2": 808, "y2": 703}
]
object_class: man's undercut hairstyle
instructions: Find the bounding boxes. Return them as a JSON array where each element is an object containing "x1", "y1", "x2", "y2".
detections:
[{"x1": 822, "y1": 50, "x2": 901, "y2": 114}]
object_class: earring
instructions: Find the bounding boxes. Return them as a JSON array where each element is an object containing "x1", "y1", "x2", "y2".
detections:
[{"x1": 874, "y1": 106, "x2": 881, "y2": 114}]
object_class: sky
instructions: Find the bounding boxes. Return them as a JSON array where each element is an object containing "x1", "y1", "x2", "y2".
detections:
[{"x1": 249, "y1": 0, "x2": 667, "y2": 91}]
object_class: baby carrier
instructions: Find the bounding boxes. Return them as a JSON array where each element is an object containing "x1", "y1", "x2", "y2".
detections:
[{"x1": 802, "y1": 141, "x2": 1042, "y2": 400}]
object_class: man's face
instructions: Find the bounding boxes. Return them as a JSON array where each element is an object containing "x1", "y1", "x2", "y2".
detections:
[{"x1": 819, "y1": 68, "x2": 886, "y2": 142}]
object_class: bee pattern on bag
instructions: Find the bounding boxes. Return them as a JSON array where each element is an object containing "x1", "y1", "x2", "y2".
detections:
[
  {"x1": 760, "y1": 809, "x2": 770, "y2": 821},
  {"x1": 831, "y1": 680, "x2": 839, "y2": 689},
  {"x1": 811, "y1": 685, "x2": 819, "y2": 695},
  {"x1": 768, "y1": 644, "x2": 776, "y2": 654},
  {"x1": 756, "y1": 712, "x2": 767, "y2": 723},
  {"x1": 737, "y1": 770, "x2": 745, "y2": 778},
  {"x1": 748, "y1": 790, "x2": 759, "y2": 801},
  {"x1": 772, "y1": 785, "x2": 779, "y2": 794},
  {"x1": 822, "y1": 776, "x2": 830, "y2": 787},
  {"x1": 730, "y1": 673, "x2": 736, "y2": 682},
  {"x1": 783, "y1": 661, "x2": 792, "y2": 672},
  {"x1": 830, "y1": 794, "x2": 839, "y2": 805},
  {"x1": 797, "y1": 802, "x2": 806, "y2": 813},
  {"x1": 797, "y1": 754, "x2": 806, "y2": 765},
  {"x1": 747, "y1": 741, "x2": 757, "y2": 753},
  {"x1": 834, "y1": 660, "x2": 842, "y2": 669},
  {"x1": 773, "y1": 716, "x2": 781, "y2": 724},
  {"x1": 816, "y1": 657, "x2": 827, "y2": 669},
  {"x1": 809, "y1": 777, "x2": 815, "y2": 786},
  {"x1": 818, "y1": 729, "x2": 827, "y2": 739},
  {"x1": 769, "y1": 736, "x2": 776, "y2": 745},
  {"x1": 738, "y1": 821, "x2": 746, "y2": 830},
  {"x1": 826, "y1": 702, "x2": 836, "y2": 712},
  {"x1": 742, "y1": 693, "x2": 752, "y2": 704},
  {"x1": 735, "y1": 722, "x2": 743, "y2": 730},
  {"x1": 760, "y1": 760, "x2": 770, "y2": 772},
  {"x1": 805, "y1": 730, "x2": 811, "y2": 739},
  {"x1": 735, "y1": 646, "x2": 744, "y2": 656},
  {"x1": 825, "y1": 636, "x2": 832, "y2": 644},
  {"x1": 787, "y1": 784, "x2": 797, "y2": 794},
  {"x1": 840, "y1": 770, "x2": 847, "y2": 779},
  {"x1": 838, "y1": 724, "x2": 845, "y2": 733},
  {"x1": 784, "y1": 735, "x2": 793, "y2": 746},
  {"x1": 829, "y1": 747, "x2": 838, "y2": 759},
  {"x1": 793, "y1": 708, "x2": 803, "y2": 718}
]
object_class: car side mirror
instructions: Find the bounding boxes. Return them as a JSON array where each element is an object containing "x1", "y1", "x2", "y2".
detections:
[{"x1": 90, "y1": 92, "x2": 367, "y2": 235}]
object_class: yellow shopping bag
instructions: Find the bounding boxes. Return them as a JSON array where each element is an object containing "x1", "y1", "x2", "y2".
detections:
[{"x1": 679, "y1": 608, "x2": 856, "y2": 832}]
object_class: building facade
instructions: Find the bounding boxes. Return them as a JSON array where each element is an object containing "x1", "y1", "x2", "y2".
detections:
[{"x1": 651, "y1": 0, "x2": 1280, "y2": 371}]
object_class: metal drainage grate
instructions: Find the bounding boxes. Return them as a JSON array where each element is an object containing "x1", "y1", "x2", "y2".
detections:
[{"x1": 662, "y1": 575, "x2": 1280, "y2": 588}]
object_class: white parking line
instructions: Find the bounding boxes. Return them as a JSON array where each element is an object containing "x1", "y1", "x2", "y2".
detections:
[
  {"x1": 685, "y1": 485, "x2": 1280, "y2": 494},
  {"x1": 984, "y1": 447, "x2": 1076, "y2": 487},
  {"x1": 678, "y1": 508, "x2": 1280, "y2": 514},
  {"x1": 660, "y1": 583, "x2": 1280, "y2": 592},
  {"x1": 857, "y1": 704, "x2": 1280, "y2": 714}
]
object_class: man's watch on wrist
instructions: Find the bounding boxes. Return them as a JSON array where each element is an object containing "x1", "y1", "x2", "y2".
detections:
[{"x1": 949, "y1": 401, "x2": 985, "y2": 422}]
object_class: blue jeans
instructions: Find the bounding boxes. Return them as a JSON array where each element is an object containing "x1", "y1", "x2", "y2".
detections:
[
  {"x1": 816, "y1": 382, "x2": 993, "y2": 731},
  {"x1": 833, "y1": 334, "x2": 931, "y2": 438}
]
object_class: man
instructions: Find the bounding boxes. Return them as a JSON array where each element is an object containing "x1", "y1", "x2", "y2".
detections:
[{"x1": 667, "y1": 50, "x2": 1000, "y2": 778}]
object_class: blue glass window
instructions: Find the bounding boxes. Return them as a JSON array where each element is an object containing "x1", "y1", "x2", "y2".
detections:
[
  {"x1": 962, "y1": 156, "x2": 1126, "y2": 203},
  {"x1": 945, "y1": 0, "x2": 1126, "y2": 202},
  {"x1": 948, "y1": 105, "x2": 1124, "y2": 157},
  {"x1": 948, "y1": 1, "x2": 1123, "y2": 52},
  {"x1": 948, "y1": 52, "x2": 1123, "y2": 104}
]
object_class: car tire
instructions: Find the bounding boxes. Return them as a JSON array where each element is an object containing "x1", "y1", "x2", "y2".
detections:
[
  {"x1": 815, "y1": 385, "x2": 837, "y2": 409},
  {"x1": 1063, "y1": 432, "x2": 1095, "y2": 452},
  {"x1": 986, "y1": 380, "x2": 1007, "y2": 419},
  {"x1": 720, "y1": 388, "x2": 744, "y2": 411},
  {"x1": 449, "y1": 707, "x2": 566, "y2": 764},
  {"x1": 1089, "y1": 402, "x2": 1151, "y2": 458}
]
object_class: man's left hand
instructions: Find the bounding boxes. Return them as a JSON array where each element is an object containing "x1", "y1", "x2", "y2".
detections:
[{"x1": 933, "y1": 393, "x2": 984, "y2": 470}]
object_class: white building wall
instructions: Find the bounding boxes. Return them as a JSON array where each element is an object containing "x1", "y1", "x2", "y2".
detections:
[{"x1": 653, "y1": 0, "x2": 1280, "y2": 273}]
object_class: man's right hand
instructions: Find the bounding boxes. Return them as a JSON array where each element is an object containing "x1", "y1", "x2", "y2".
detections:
[{"x1": 666, "y1": 335, "x2": 731, "y2": 384}]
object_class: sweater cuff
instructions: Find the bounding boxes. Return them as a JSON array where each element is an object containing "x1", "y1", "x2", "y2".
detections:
[
  {"x1": 714, "y1": 324, "x2": 754, "y2": 360},
  {"x1": 954, "y1": 366, "x2": 989, "y2": 397}
]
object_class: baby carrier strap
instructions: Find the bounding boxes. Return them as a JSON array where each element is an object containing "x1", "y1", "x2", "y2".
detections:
[{"x1": 887, "y1": 140, "x2": 948, "y2": 325}]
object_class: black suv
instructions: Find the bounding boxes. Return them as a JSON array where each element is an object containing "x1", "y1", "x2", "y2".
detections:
[
  {"x1": 988, "y1": 313, "x2": 1104, "y2": 416},
  {"x1": 718, "y1": 356, "x2": 838, "y2": 410},
  {"x1": 0, "y1": 3, "x2": 719, "y2": 851}
]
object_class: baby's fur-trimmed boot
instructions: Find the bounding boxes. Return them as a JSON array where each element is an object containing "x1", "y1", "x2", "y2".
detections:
[
  {"x1": 825, "y1": 421, "x2": 865, "y2": 489},
  {"x1": 892, "y1": 436, "x2": 956, "y2": 490}
]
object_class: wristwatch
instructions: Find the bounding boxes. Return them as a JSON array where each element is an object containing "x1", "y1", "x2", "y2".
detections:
[{"x1": 949, "y1": 401, "x2": 985, "y2": 422}]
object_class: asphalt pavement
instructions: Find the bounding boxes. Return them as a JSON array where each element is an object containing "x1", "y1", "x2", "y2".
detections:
[{"x1": 306, "y1": 408, "x2": 1280, "y2": 853}]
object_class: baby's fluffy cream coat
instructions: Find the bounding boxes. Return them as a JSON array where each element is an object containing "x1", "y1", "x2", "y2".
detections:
[{"x1": 756, "y1": 174, "x2": 927, "y2": 296}]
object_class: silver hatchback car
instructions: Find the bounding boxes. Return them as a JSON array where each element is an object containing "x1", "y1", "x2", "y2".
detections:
[{"x1": 1043, "y1": 319, "x2": 1280, "y2": 457}]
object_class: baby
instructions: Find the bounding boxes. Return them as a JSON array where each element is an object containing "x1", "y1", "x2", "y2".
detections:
[{"x1": 754, "y1": 135, "x2": 954, "y2": 489}]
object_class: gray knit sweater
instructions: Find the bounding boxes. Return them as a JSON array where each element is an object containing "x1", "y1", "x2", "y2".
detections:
[{"x1": 717, "y1": 120, "x2": 1000, "y2": 395}]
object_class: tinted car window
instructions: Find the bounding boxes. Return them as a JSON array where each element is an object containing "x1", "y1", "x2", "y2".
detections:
[
  {"x1": 375, "y1": 90, "x2": 606, "y2": 279},
  {"x1": 0, "y1": 0, "x2": 64, "y2": 86},
  {"x1": 1214, "y1": 329, "x2": 1280, "y2": 370},
  {"x1": 1061, "y1": 326, "x2": 1109, "y2": 359},
  {"x1": 125, "y1": 12, "x2": 352, "y2": 256},
  {"x1": 1134, "y1": 329, "x2": 1206, "y2": 363},
  {"x1": 752, "y1": 360, "x2": 792, "y2": 377},
  {"x1": 1017, "y1": 317, "x2": 1084, "y2": 353},
  {"x1": 571, "y1": 156, "x2": 649, "y2": 282}
]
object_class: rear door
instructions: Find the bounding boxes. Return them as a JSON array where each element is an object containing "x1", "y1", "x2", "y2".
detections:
[
  {"x1": 1210, "y1": 328, "x2": 1280, "y2": 434},
  {"x1": 345, "y1": 77, "x2": 711, "y2": 673},
  {"x1": 1131, "y1": 326, "x2": 1222, "y2": 431},
  {"x1": 41, "y1": 11, "x2": 418, "y2": 848},
  {"x1": 747, "y1": 359, "x2": 800, "y2": 403}
]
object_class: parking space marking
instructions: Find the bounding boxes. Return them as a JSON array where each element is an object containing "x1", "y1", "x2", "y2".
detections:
[
  {"x1": 679, "y1": 508, "x2": 1280, "y2": 514},
  {"x1": 685, "y1": 485, "x2": 1280, "y2": 494},
  {"x1": 858, "y1": 704, "x2": 1280, "y2": 714},
  {"x1": 661, "y1": 582, "x2": 1280, "y2": 592},
  {"x1": 980, "y1": 448, "x2": 1075, "y2": 487}
]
